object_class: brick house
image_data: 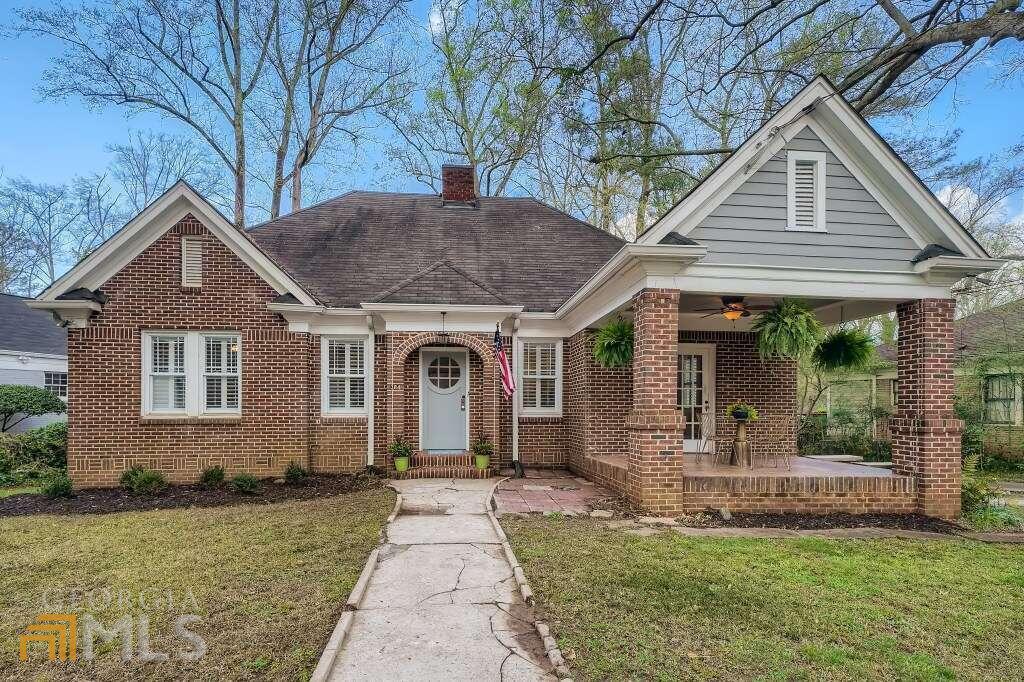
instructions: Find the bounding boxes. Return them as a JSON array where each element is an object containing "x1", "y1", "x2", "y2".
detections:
[{"x1": 30, "y1": 78, "x2": 1002, "y2": 519}]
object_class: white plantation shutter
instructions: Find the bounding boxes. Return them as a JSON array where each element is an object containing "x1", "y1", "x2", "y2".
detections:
[
  {"x1": 324, "y1": 338, "x2": 367, "y2": 412},
  {"x1": 787, "y1": 151, "x2": 826, "y2": 231},
  {"x1": 521, "y1": 340, "x2": 561, "y2": 412},
  {"x1": 182, "y1": 237, "x2": 203, "y2": 286}
]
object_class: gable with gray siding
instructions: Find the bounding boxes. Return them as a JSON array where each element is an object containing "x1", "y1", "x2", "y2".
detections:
[{"x1": 683, "y1": 126, "x2": 920, "y2": 271}]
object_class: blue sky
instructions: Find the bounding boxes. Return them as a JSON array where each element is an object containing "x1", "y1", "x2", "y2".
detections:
[{"x1": 1, "y1": 2, "x2": 1022, "y2": 216}]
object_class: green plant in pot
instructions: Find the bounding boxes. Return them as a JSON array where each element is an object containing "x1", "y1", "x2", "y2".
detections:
[
  {"x1": 388, "y1": 437, "x2": 413, "y2": 472},
  {"x1": 725, "y1": 402, "x2": 760, "y2": 423},
  {"x1": 751, "y1": 298, "x2": 823, "y2": 360},
  {"x1": 472, "y1": 438, "x2": 494, "y2": 470}
]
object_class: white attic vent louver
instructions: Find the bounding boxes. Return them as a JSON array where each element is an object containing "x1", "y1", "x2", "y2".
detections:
[
  {"x1": 786, "y1": 150, "x2": 826, "y2": 232},
  {"x1": 181, "y1": 237, "x2": 203, "y2": 287}
]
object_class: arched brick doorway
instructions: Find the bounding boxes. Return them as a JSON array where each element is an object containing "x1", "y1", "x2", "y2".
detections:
[{"x1": 387, "y1": 332, "x2": 500, "y2": 456}]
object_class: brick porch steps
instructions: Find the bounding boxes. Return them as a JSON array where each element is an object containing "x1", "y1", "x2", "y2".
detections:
[{"x1": 391, "y1": 452, "x2": 494, "y2": 480}]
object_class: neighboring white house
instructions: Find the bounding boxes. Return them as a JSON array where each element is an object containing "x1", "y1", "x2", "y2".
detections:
[{"x1": 0, "y1": 293, "x2": 68, "y2": 432}]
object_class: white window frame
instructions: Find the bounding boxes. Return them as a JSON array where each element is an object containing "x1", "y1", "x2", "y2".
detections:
[
  {"x1": 786, "y1": 150, "x2": 827, "y2": 232},
  {"x1": 517, "y1": 338, "x2": 562, "y2": 417},
  {"x1": 44, "y1": 371, "x2": 68, "y2": 400},
  {"x1": 321, "y1": 336, "x2": 371, "y2": 416},
  {"x1": 141, "y1": 331, "x2": 241, "y2": 417}
]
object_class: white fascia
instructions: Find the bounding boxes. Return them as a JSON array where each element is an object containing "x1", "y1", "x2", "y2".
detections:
[
  {"x1": 554, "y1": 244, "x2": 707, "y2": 334},
  {"x1": 24, "y1": 299, "x2": 102, "y2": 328},
  {"x1": 266, "y1": 303, "x2": 368, "y2": 334},
  {"x1": 33, "y1": 181, "x2": 316, "y2": 311},
  {"x1": 912, "y1": 256, "x2": 1006, "y2": 284},
  {"x1": 360, "y1": 303, "x2": 524, "y2": 333}
]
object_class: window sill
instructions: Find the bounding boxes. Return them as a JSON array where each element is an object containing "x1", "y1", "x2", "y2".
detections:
[
  {"x1": 321, "y1": 413, "x2": 369, "y2": 421},
  {"x1": 520, "y1": 412, "x2": 562, "y2": 420},
  {"x1": 140, "y1": 415, "x2": 241, "y2": 425}
]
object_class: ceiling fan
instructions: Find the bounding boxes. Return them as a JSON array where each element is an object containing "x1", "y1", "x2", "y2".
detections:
[{"x1": 695, "y1": 296, "x2": 774, "y2": 320}]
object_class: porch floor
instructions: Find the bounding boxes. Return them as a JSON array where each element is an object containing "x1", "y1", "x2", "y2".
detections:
[{"x1": 584, "y1": 453, "x2": 896, "y2": 478}]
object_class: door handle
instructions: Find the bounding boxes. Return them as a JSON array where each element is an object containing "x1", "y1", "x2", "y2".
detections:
[{"x1": 460, "y1": 395, "x2": 466, "y2": 411}]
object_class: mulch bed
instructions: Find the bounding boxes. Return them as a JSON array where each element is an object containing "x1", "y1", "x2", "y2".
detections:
[
  {"x1": 682, "y1": 511, "x2": 963, "y2": 534},
  {"x1": 0, "y1": 472, "x2": 387, "y2": 518}
]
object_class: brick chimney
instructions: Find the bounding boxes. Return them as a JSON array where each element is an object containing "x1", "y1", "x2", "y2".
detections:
[{"x1": 441, "y1": 164, "x2": 477, "y2": 202}]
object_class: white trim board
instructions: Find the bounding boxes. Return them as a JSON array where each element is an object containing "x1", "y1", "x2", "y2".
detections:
[
  {"x1": 34, "y1": 182, "x2": 316, "y2": 306},
  {"x1": 638, "y1": 76, "x2": 990, "y2": 260}
]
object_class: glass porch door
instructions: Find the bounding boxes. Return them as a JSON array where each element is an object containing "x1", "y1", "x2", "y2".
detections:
[{"x1": 677, "y1": 344, "x2": 715, "y2": 451}]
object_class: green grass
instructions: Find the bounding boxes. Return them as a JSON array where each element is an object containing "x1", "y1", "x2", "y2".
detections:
[
  {"x1": 0, "y1": 488, "x2": 395, "y2": 680},
  {"x1": 980, "y1": 456, "x2": 1024, "y2": 482},
  {"x1": 0, "y1": 485, "x2": 40, "y2": 498},
  {"x1": 503, "y1": 515, "x2": 1024, "y2": 681}
]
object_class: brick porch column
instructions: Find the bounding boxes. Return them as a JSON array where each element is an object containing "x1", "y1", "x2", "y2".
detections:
[
  {"x1": 626, "y1": 288, "x2": 685, "y2": 513},
  {"x1": 891, "y1": 298, "x2": 963, "y2": 519}
]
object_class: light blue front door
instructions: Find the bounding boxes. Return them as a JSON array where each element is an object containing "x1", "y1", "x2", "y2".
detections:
[{"x1": 421, "y1": 350, "x2": 468, "y2": 453}]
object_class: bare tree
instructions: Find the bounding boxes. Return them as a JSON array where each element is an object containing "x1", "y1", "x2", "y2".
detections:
[
  {"x1": 17, "y1": 0, "x2": 281, "y2": 227},
  {"x1": 107, "y1": 131, "x2": 228, "y2": 213},
  {"x1": 0, "y1": 178, "x2": 84, "y2": 295},
  {"x1": 386, "y1": 0, "x2": 553, "y2": 196},
  {"x1": 257, "y1": 0, "x2": 412, "y2": 218}
]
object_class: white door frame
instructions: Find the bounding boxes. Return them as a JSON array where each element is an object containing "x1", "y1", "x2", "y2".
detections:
[
  {"x1": 678, "y1": 343, "x2": 716, "y2": 451},
  {"x1": 418, "y1": 347, "x2": 471, "y2": 452}
]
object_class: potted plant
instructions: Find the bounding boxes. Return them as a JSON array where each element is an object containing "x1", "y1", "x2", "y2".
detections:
[
  {"x1": 751, "y1": 298, "x2": 823, "y2": 360},
  {"x1": 725, "y1": 402, "x2": 760, "y2": 423},
  {"x1": 472, "y1": 438, "x2": 494, "y2": 471},
  {"x1": 593, "y1": 317, "x2": 634, "y2": 368},
  {"x1": 388, "y1": 436, "x2": 413, "y2": 472}
]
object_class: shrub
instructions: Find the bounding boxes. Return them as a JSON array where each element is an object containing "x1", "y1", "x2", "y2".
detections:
[
  {"x1": 284, "y1": 461, "x2": 308, "y2": 484},
  {"x1": 0, "y1": 385, "x2": 67, "y2": 432},
  {"x1": 0, "y1": 461, "x2": 59, "y2": 487},
  {"x1": 593, "y1": 317, "x2": 634, "y2": 368},
  {"x1": 961, "y1": 454, "x2": 999, "y2": 514},
  {"x1": 41, "y1": 471, "x2": 73, "y2": 498},
  {"x1": 231, "y1": 473, "x2": 260, "y2": 494},
  {"x1": 120, "y1": 465, "x2": 145, "y2": 489},
  {"x1": 16, "y1": 422, "x2": 67, "y2": 469},
  {"x1": 200, "y1": 465, "x2": 225, "y2": 487},
  {"x1": 120, "y1": 466, "x2": 167, "y2": 494},
  {"x1": 965, "y1": 505, "x2": 1024, "y2": 532},
  {"x1": 132, "y1": 470, "x2": 168, "y2": 495}
]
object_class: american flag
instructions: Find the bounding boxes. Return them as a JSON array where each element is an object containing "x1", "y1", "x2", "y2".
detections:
[{"x1": 494, "y1": 325, "x2": 516, "y2": 399}]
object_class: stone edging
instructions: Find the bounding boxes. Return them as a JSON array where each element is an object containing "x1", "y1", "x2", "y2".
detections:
[
  {"x1": 309, "y1": 490, "x2": 403, "y2": 682},
  {"x1": 486, "y1": 477, "x2": 574, "y2": 681}
]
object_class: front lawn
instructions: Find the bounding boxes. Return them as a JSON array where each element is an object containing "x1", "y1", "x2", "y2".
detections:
[
  {"x1": 0, "y1": 488, "x2": 395, "y2": 680},
  {"x1": 503, "y1": 515, "x2": 1024, "y2": 681}
]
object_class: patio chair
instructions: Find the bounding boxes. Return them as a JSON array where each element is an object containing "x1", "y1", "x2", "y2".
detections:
[
  {"x1": 752, "y1": 419, "x2": 794, "y2": 470},
  {"x1": 695, "y1": 410, "x2": 732, "y2": 466}
]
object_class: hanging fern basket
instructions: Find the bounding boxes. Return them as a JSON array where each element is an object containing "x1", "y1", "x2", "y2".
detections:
[
  {"x1": 751, "y1": 298, "x2": 824, "y2": 360},
  {"x1": 593, "y1": 318, "x2": 634, "y2": 368},
  {"x1": 813, "y1": 328, "x2": 875, "y2": 371}
]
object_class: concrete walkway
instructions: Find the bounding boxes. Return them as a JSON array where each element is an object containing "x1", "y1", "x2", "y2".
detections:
[{"x1": 328, "y1": 478, "x2": 556, "y2": 681}]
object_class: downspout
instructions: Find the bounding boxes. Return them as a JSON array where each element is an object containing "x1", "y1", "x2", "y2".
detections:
[
  {"x1": 511, "y1": 317, "x2": 520, "y2": 467},
  {"x1": 366, "y1": 314, "x2": 375, "y2": 467}
]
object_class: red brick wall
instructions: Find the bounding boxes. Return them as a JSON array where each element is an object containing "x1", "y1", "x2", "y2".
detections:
[
  {"x1": 564, "y1": 328, "x2": 630, "y2": 488},
  {"x1": 308, "y1": 334, "x2": 369, "y2": 472},
  {"x1": 679, "y1": 330, "x2": 798, "y2": 460},
  {"x1": 892, "y1": 298, "x2": 962, "y2": 519},
  {"x1": 67, "y1": 215, "x2": 312, "y2": 486},
  {"x1": 627, "y1": 289, "x2": 685, "y2": 511}
]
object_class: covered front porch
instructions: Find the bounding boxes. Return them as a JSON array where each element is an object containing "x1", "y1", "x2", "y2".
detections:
[{"x1": 564, "y1": 285, "x2": 960, "y2": 519}]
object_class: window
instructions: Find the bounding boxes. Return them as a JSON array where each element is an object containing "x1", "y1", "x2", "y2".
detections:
[
  {"x1": 181, "y1": 237, "x2": 203, "y2": 287},
  {"x1": 984, "y1": 375, "x2": 1015, "y2": 424},
  {"x1": 787, "y1": 150, "x2": 826, "y2": 232},
  {"x1": 143, "y1": 332, "x2": 240, "y2": 416},
  {"x1": 44, "y1": 372, "x2": 68, "y2": 399},
  {"x1": 322, "y1": 338, "x2": 368, "y2": 414},
  {"x1": 203, "y1": 336, "x2": 240, "y2": 411},
  {"x1": 520, "y1": 340, "x2": 561, "y2": 415}
]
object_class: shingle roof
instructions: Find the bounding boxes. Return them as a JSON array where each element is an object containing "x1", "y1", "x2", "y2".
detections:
[
  {"x1": 911, "y1": 243, "x2": 964, "y2": 263},
  {"x1": 876, "y1": 298, "x2": 1024, "y2": 363},
  {"x1": 0, "y1": 293, "x2": 67, "y2": 356},
  {"x1": 247, "y1": 192, "x2": 625, "y2": 312}
]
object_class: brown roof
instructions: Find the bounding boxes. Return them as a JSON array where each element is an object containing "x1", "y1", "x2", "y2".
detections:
[
  {"x1": 876, "y1": 298, "x2": 1024, "y2": 363},
  {"x1": 247, "y1": 192, "x2": 624, "y2": 311}
]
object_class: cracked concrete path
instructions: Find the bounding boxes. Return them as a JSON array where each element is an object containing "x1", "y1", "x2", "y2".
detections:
[{"x1": 328, "y1": 479, "x2": 556, "y2": 681}]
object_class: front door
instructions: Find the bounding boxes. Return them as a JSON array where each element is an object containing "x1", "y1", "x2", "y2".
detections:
[
  {"x1": 420, "y1": 349, "x2": 469, "y2": 453},
  {"x1": 677, "y1": 344, "x2": 716, "y2": 451}
]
